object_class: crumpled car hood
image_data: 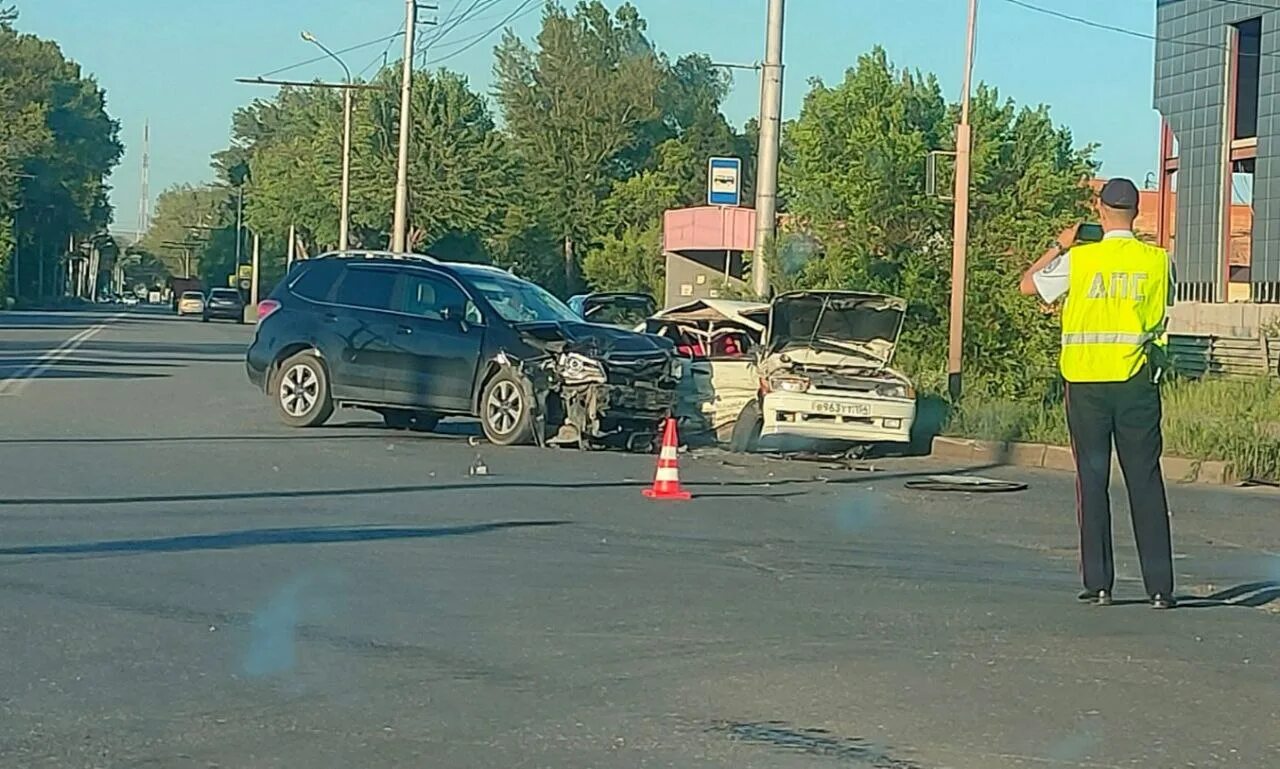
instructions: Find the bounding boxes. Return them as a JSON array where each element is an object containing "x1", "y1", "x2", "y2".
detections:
[
  {"x1": 516, "y1": 320, "x2": 675, "y2": 357},
  {"x1": 766, "y1": 291, "x2": 906, "y2": 367}
]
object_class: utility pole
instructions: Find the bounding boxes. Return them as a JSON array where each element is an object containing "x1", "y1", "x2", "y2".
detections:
[
  {"x1": 752, "y1": 0, "x2": 785, "y2": 299},
  {"x1": 250, "y1": 232, "x2": 261, "y2": 307},
  {"x1": 947, "y1": 0, "x2": 979, "y2": 400},
  {"x1": 391, "y1": 0, "x2": 418, "y2": 252}
]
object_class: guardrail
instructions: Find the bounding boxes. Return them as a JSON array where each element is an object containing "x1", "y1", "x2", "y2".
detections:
[{"x1": 1168, "y1": 333, "x2": 1280, "y2": 379}]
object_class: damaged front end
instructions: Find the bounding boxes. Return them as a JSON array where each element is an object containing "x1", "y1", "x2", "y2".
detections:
[{"x1": 503, "y1": 322, "x2": 680, "y2": 450}]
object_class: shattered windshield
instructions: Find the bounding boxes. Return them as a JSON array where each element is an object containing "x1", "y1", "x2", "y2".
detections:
[{"x1": 467, "y1": 275, "x2": 579, "y2": 324}]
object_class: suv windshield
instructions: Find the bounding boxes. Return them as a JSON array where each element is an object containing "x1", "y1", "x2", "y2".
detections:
[{"x1": 467, "y1": 274, "x2": 578, "y2": 324}]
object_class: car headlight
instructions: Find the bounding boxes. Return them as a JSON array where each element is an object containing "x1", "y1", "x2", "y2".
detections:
[
  {"x1": 667, "y1": 358, "x2": 684, "y2": 380},
  {"x1": 875, "y1": 381, "x2": 913, "y2": 399},
  {"x1": 768, "y1": 375, "x2": 810, "y2": 393},
  {"x1": 557, "y1": 352, "x2": 607, "y2": 384}
]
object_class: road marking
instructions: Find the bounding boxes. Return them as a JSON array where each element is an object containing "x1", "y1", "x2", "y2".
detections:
[{"x1": 0, "y1": 312, "x2": 127, "y2": 397}]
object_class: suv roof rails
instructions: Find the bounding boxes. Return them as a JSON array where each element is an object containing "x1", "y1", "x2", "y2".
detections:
[{"x1": 316, "y1": 249, "x2": 439, "y2": 264}]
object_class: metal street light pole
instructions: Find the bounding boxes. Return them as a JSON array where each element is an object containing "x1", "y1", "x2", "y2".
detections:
[
  {"x1": 302, "y1": 31, "x2": 354, "y2": 252},
  {"x1": 392, "y1": 0, "x2": 418, "y2": 252},
  {"x1": 947, "y1": 0, "x2": 979, "y2": 400}
]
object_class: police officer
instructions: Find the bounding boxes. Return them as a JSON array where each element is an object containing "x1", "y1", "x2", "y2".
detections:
[{"x1": 1018, "y1": 178, "x2": 1176, "y2": 610}]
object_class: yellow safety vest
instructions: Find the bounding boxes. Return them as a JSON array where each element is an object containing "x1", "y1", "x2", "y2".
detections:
[{"x1": 1060, "y1": 237, "x2": 1170, "y2": 383}]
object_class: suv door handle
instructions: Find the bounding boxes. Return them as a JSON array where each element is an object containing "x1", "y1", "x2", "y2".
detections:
[
  {"x1": 396, "y1": 325, "x2": 413, "y2": 335},
  {"x1": 322, "y1": 313, "x2": 338, "y2": 323}
]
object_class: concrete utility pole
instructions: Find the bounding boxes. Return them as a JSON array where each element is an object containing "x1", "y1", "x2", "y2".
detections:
[
  {"x1": 946, "y1": 0, "x2": 979, "y2": 400},
  {"x1": 753, "y1": 0, "x2": 785, "y2": 299},
  {"x1": 250, "y1": 232, "x2": 261, "y2": 307},
  {"x1": 391, "y1": 0, "x2": 418, "y2": 252},
  {"x1": 302, "y1": 31, "x2": 354, "y2": 252}
]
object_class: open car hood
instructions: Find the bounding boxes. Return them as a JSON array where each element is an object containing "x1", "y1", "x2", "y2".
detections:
[
  {"x1": 516, "y1": 320, "x2": 675, "y2": 357},
  {"x1": 567, "y1": 292, "x2": 657, "y2": 329},
  {"x1": 765, "y1": 291, "x2": 906, "y2": 366}
]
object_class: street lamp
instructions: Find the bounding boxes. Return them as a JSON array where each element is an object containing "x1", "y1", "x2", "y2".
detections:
[{"x1": 302, "y1": 30, "x2": 353, "y2": 252}]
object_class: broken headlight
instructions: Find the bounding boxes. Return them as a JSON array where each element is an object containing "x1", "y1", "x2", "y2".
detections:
[
  {"x1": 557, "y1": 352, "x2": 607, "y2": 384},
  {"x1": 767, "y1": 374, "x2": 810, "y2": 393},
  {"x1": 875, "y1": 381, "x2": 913, "y2": 399},
  {"x1": 667, "y1": 358, "x2": 684, "y2": 380}
]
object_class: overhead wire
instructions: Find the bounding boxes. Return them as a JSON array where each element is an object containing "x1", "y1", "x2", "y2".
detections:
[
  {"x1": 359, "y1": 21, "x2": 406, "y2": 78},
  {"x1": 256, "y1": 31, "x2": 405, "y2": 79},
  {"x1": 428, "y1": 0, "x2": 541, "y2": 65},
  {"x1": 1000, "y1": 0, "x2": 1278, "y2": 59}
]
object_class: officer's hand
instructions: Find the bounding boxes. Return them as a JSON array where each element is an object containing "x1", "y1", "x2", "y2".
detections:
[{"x1": 1056, "y1": 224, "x2": 1081, "y2": 248}]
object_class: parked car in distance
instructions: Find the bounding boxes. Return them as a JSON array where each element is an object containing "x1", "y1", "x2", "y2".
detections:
[
  {"x1": 203, "y1": 288, "x2": 245, "y2": 323},
  {"x1": 567, "y1": 292, "x2": 657, "y2": 329},
  {"x1": 246, "y1": 251, "x2": 681, "y2": 450},
  {"x1": 122, "y1": 295, "x2": 139, "y2": 307},
  {"x1": 177, "y1": 291, "x2": 205, "y2": 317}
]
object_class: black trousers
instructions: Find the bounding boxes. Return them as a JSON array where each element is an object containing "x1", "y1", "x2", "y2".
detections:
[{"x1": 1064, "y1": 371, "x2": 1174, "y2": 597}]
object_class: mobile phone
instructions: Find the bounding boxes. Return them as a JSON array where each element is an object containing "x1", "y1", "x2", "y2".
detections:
[{"x1": 1077, "y1": 223, "x2": 1104, "y2": 244}]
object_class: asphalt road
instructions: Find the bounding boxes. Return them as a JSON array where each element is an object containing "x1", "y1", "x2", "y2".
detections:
[{"x1": 1, "y1": 306, "x2": 1278, "y2": 769}]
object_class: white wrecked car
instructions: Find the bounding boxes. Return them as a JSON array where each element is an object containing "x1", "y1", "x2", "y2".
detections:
[
  {"x1": 644, "y1": 299, "x2": 771, "y2": 441},
  {"x1": 649, "y1": 292, "x2": 916, "y2": 452},
  {"x1": 739, "y1": 290, "x2": 916, "y2": 452}
]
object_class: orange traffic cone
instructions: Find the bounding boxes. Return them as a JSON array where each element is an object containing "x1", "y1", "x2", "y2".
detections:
[{"x1": 643, "y1": 418, "x2": 692, "y2": 500}]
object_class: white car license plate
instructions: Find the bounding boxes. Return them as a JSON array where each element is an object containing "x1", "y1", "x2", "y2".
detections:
[{"x1": 813, "y1": 400, "x2": 871, "y2": 417}]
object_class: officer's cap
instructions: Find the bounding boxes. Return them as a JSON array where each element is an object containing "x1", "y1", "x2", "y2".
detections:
[{"x1": 1099, "y1": 178, "x2": 1140, "y2": 211}]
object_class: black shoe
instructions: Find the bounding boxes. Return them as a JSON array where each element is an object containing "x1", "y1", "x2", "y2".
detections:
[
  {"x1": 1151, "y1": 594, "x2": 1177, "y2": 610},
  {"x1": 1077, "y1": 589, "x2": 1112, "y2": 606}
]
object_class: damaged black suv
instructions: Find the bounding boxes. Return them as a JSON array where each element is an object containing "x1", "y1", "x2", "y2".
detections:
[{"x1": 246, "y1": 252, "x2": 681, "y2": 449}]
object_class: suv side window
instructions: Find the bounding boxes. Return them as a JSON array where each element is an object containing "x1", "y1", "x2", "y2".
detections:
[
  {"x1": 290, "y1": 261, "x2": 342, "y2": 302},
  {"x1": 398, "y1": 271, "x2": 478, "y2": 323},
  {"x1": 334, "y1": 266, "x2": 397, "y2": 311}
]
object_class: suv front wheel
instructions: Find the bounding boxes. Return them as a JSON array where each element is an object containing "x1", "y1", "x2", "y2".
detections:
[
  {"x1": 274, "y1": 352, "x2": 334, "y2": 428},
  {"x1": 480, "y1": 369, "x2": 535, "y2": 446}
]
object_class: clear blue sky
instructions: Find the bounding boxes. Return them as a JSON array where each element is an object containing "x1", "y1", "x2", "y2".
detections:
[{"x1": 17, "y1": 0, "x2": 1160, "y2": 234}]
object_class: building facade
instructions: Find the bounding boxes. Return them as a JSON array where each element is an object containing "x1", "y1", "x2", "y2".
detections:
[{"x1": 1154, "y1": 0, "x2": 1280, "y2": 304}]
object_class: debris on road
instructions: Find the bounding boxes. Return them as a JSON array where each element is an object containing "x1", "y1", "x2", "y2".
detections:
[
  {"x1": 904, "y1": 474, "x2": 1028, "y2": 493},
  {"x1": 469, "y1": 454, "x2": 490, "y2": 477}
]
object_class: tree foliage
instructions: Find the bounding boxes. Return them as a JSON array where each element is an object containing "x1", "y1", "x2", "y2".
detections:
[
  {"x1": 780, "y1": 48, "x2": 1096, "y2": 397},
  {"x1": 0, "y1": 8, "x2": 122, "y2": 301}
]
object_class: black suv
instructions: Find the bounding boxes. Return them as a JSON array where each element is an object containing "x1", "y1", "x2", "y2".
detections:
[{"x1": 246, "y1": 252, "x2": 680, "y2": 448}]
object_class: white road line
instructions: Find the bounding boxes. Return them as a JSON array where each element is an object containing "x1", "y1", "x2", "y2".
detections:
[{"x1": 0, "y1": 312, "x2": 128, "y2": 397}]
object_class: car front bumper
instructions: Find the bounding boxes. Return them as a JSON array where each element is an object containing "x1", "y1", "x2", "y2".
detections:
[{"x1": 760, "y1": 391, "x2": 915, "y2": 444}]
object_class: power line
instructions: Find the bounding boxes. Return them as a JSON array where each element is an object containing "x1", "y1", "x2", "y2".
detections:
[
  {"x1": 1001, "y1": 0, "x2": 1277, "y2": 59},
  {"x1": 359, "y1": 21, "x2": 407, "y2": 78},
  {"x1": 257, "y1": 31, "x2": 404, "y2": 79},
  {"x1": 416, "y1": 0, "x2": 505, "y2": 55},
  {"x1": 429, "y1": 0, "x2": 540, "y2": 65}
]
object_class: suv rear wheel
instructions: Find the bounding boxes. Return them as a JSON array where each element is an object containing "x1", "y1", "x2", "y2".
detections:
[
  {"x1": 480, "y1": 369, "x2": 534, "y2": 446},
  {"x1": 274, "y1": 352, "x2": 334, "y2": 427}
]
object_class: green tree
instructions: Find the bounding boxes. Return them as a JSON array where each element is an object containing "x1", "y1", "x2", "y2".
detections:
[
  {"x1": 139, "y1": 184, "x2": 235, "y2": 283},
  {"x1": 495, "y1": 1, "x2": 667, "y2": 293},
  {"x1": 216, "y1": 68, "x2": 510, "y2": 288},
  {"x1": 780, "y1": 48, "x2": 1095, "y2": 398},
  {"x1": 0, "y1": 8, "x2": 122, "y2": 301}
]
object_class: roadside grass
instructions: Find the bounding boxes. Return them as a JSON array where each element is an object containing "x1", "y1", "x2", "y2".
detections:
[{"x1": 942, "y1": 376, "x2": 1280, "y2": 481}]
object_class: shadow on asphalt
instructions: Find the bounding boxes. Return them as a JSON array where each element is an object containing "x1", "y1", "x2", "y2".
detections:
[
  {"x1": 0, "y1": 520, "x2": 568, "y2": 557},
  {"x1": 1180, "y1": 580, "x2": 1280, "y2": 609},
  {"x1": 0, "y1": 464, "x2": 996, "y2": 506}
]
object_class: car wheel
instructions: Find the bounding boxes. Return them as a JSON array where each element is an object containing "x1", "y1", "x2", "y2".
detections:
[
  {"x1": 273, "y1": 352, "x2": 334, "y2": 428},
  {"x1": 480, "y1": 370, "x2": 535, "y2": 446},
  {"x1": 729, "y1": 400, "x2": 763, "y2": 453}
]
